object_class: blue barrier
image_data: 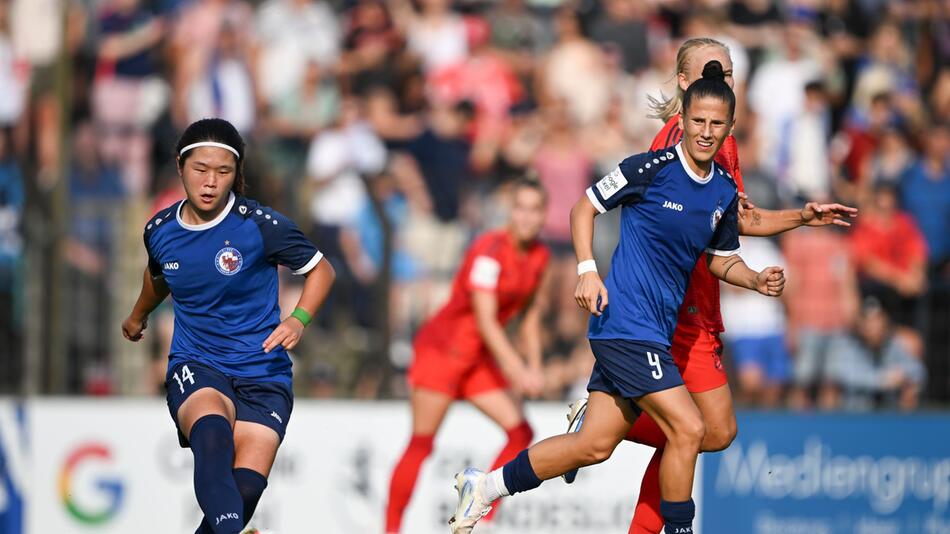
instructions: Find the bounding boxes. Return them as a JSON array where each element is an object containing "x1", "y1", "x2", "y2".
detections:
[{"x1": 702, "y1": 412, "x2": 950, "y2": 534}]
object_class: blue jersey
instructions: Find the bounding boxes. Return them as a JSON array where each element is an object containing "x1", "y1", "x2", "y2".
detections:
[
  {"x1": 586, "y1": 144, "x2": 740, "y2": 346},
  {"x1": 144, "y1": 193, "x2": 323, "y2": 385}
]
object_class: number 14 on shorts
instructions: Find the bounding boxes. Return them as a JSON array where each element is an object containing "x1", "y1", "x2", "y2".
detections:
[{"x1": 173, "y1": 365, "x2": 196, "y2": 393}]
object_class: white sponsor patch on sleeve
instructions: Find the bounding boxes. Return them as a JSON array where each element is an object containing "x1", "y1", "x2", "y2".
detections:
[
  {"x1": 469, "y1": 255, "x2": 501, "y2": 290},
  {"x1": 595, "y1": 167, "x2": 628, "y2": 200}
]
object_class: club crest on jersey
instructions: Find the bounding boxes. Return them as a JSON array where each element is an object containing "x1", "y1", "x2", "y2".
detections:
[
  {"x1": 711, "y1": 207, "x2": 724, "y2": 231},
  {"x1": 215, "y1": 247, "x2": 243, "y2": 276}
]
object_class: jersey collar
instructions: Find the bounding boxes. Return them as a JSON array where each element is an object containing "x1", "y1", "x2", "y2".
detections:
[
  {"x1": 675, "y1": 143, "x2": 715, "y2": 184},
  {"x1": 176, "y1": 192, "x2": 236, "y2": 231}
]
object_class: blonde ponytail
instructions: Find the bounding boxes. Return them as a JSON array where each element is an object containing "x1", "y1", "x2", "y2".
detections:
[{"x1": 648, "y1": 37, "x2": 730, "y2": 123}]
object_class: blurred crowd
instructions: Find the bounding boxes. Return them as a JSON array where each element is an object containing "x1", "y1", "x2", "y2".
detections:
[{"x1": 0, "y1": 0, "x2": 949, "y2": 410}]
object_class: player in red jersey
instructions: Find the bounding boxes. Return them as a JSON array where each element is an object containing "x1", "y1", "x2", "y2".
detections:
[
  {"x1": 560, "y1": 38, "x2": 858, "y2": 534},
  {"x1": 384, "y1": 179, "x2": 550, "y2": 533}
]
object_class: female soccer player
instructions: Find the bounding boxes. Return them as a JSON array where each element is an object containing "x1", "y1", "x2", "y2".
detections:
[
  {"x1": 384, "y1": 179, "x2": 550, "y2": 534},
  {"x1": 584, "y1": 39, "x2": 857, "y2": 534},
  {"x1": 121, "y1": 118, "x2": 335, "y2": 534},
  {"x1": 449, "y1": 62, "x2": 785, "y2": 534}
]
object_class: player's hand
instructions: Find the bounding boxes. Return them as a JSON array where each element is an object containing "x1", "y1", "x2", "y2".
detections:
[
  {"x1": 575, "y1": 272, "x2": 608, "y2": 316},
  {"x1": 800, "y1": 202, "x2": 858, "y2": 227},
  {"x1": 121, "y1": 314, "x2": 148, "y2": 342},
  {"x1": 263, "y1": 317, "x2": 305, "y2": 353},
  {"x1": 521, "y1": 364, "x2": 545, "y2": 398},
  {"x1": 754, "y1": 266, "x2": 785, "y2": 297}
]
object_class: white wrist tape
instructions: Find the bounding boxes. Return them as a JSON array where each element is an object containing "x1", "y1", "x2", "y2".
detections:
[{"x1": 577, "y1": 259, "x2": 598, "y2": 276}]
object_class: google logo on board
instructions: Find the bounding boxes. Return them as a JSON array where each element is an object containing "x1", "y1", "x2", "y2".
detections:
[{"x1": 59, "y1": 443, "x2": 125, "y2": 524}]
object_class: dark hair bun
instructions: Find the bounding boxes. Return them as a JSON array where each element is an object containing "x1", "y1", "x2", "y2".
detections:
[{"x1": 702, "y1": 60, "x2": 725, "y2": 81}]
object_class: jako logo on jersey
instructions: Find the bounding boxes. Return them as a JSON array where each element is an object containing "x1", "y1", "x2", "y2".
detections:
[
  {"x1": 216, "y1": 512, "x2": 239, "y2": 525},
  {"x1": 163, "y1": 261, "x2": 179, "y2": 270},
  {"x1": 711, "y1": 207, "x2": 724, "y2": 231},
  {"x1": 270, "y1": 411, "x2": 283, "y2": 424},
  {"x1": 215, "y1": 247, "x2": 243, "y2": 276},
  {"x1": 60, "y1": 444, "x2": 125, "y2": 525},
  {"x1": 596, "y1": 167, "x2": 628, "y2": 200},
  {"x1": 663, "y1": 200, "x2": 684, "y2": 211}
]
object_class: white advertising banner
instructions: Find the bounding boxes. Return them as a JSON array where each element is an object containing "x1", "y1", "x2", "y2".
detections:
[{"x1": 21, "y1": 399, "x2": 692, "y2": 534}]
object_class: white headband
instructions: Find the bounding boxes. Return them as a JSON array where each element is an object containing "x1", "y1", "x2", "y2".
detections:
[{"x1": 179, "y1": 141, "x2": 240, "y2": 158}]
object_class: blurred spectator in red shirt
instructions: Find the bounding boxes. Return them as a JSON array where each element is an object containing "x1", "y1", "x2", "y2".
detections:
[{"x1": 850, "y1": 182, "x2": 928, "y2": 354}]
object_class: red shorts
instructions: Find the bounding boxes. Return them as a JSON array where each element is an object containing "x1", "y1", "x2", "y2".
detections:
[
  {"x1": 670, "y1": 322, "x2": 727, "y2": 393},
  {"x1": 407, "y1": 343, "x2": 509, "y2": 399}
]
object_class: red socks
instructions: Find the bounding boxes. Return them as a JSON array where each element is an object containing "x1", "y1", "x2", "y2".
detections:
[
  {"x1": 626, "y1": 413, "x2": 668, "y2": 449},
  {"x1": 385, "y1": 434, "x2": 435, "y2": 533},
  {"x1": 484, "y1": 421, "x2": 534, "y2": 522},
  {"x1": 384, "y1": 422, "x2": 534, "y2": 532},
  {"x1": 628, "y1": 448, "x2": 664, "y2": 534}
]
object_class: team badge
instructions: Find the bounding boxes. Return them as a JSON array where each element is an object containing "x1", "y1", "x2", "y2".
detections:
[
  {"x1": 215, "y1": 247, "x2": 243, "y2": 276},
  {"x1": 710, "y1": 207, "x2": 724, "y2": 231}
]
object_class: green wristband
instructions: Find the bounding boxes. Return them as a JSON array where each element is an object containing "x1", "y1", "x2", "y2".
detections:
[{"x1": 291, "y1": 307, "x2": 312, "y2": 327}]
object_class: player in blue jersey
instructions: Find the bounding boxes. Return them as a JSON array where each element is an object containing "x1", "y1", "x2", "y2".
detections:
[
  {"x1": 121, "y1": 118, "x2": 335, "y2": 534},
  {"x1": 448, "y1": 62, "x2": 785, "y2": 534}
]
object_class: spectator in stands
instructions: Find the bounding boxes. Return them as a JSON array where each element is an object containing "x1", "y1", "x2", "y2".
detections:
[
  {"x1": 747, "y1": 17, "x2": 823, "y2": 174},
  {"x1": 538, "y1": 7, "x2": 611, "y2": 126},
  {"x1": 721, "y1": 237, "x2": 790, "y2": 408},
  {"x1": 305, "y1": 96, "x2": 387, "y2": 325},
  {"x1": 783, "y1": 225, "x2": 859, "y2": 410},
  {"x1": 834, "y1": 297, "x2": 926, "y2": 411},
  {"x1": 590, "y1": 0, "x2": 652, "y2": 74},
  {"x1": 780, "y1": 80, "x2": 832, "y2": 202},
  {"x1": 400, "y1": 101, "x2": 474, "y2": 288},
  {"x1": 93, "y1": 0, "x2": 166, "y2": 196},
  {"x1": 182, "y1": 16, "x2": 257, "y2": 134},
  {"x1": 396, "y1": 0, "x2": 467, "y2": 74},
  {"x1": 900, "y1": 121, "x2": 950, "y2": 274},
  {"x1": 254, "y1": 0, "x2": 339, "y2": 109},
  {"x1": 850, "y1": 181, "x2": 928, "y2": 348}
]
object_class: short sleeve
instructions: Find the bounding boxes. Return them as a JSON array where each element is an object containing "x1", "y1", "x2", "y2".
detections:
[
  {"x1": 467, "y1": 255, "x2": 502, "y2": 291},
  {"x1": 707, "y1": 196, "x2": 741, "y2": 256},
  {"x1": 586, "y1": 150, "x2": 666, "y2": 213},
  {"x1": 144, "y1": 233, "x2": 163, "y2": 279},
  {"x1": 256, "y1": 209, "x2": 323, "y2": 275}
]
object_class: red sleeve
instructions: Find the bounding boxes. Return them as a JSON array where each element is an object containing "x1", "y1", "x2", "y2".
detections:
[
  {"x1": 463, "y1": 234, "x2": 504, "y2": 292},
  {"x1": 899, "y1": 215, "x2": 929, "y2": 264},
  {"x1": 715, "y1": 135, "x2": 744, "y2": 193},
  {"x1": 650, "y1": 116, "x2": 682, "y2": 151}
]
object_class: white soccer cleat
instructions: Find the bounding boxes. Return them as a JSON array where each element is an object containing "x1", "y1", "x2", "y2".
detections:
[
  {"x1": 448, "y1": 468, "x2": 493, "y2": 533},
  {"x1": 561, "y1": 397, "x2": 588, "y2": 484}
]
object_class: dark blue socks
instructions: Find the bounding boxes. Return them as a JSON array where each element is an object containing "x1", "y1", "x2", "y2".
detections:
[
  {"x1": 660, "y1": 499, "x2": 695, "y2": 534},
  {"x1": 501, "y1": 449, "x2": 543, "y2": 495},
  {"x1": 189, "y1": 415, "x2": 243, "y2": 534},
  {"x1": 196, "y1": 468, "x2": 269, "y2": 534},
  {"x1": 233, "y1": 468, "x2": 268, "y2": 522}
]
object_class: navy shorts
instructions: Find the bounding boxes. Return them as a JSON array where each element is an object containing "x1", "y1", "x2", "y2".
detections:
[
  {"x1": 165, "y1": 361, "x2": 293, "y2": 448},
  {"x1": 587, "y1": 339, "x2": 685, "y2": 401}
]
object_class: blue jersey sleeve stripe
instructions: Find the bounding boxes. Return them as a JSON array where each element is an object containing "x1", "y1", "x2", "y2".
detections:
[
  {"x1": 586, "y1": 187, "x2": 607, "y2": 214},
  {"x1": 706, "y1": 247, "x2": 742, "y2": 257},
  {"x1": 291, "y1": 251, "x2": 324, "y2": 275}
]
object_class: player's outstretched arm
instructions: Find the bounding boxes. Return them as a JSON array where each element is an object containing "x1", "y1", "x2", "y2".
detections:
[
  {"x1": 122, "y1": 267, "x2": 170, "y2": 342},
  {"x1": 706, "y1": 254, "x2": 786, "y2": 297},
  {"x1": 263, "y1": 258, "x2": 335, "y2": 353},
  {"x1": 570, "y1": 195, "x2": 608, "y2": 316},
  {"x1": 739, "y1": 198, "x2": 857, "y2": 237}
]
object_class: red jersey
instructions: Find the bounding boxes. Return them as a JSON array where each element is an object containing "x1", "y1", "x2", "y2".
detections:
[
  {"x1": 651, "y1": 116, "x2": 745, "y2": 333},
  {"x1": 414, "y1": 229, "x2": 549, "y2": 359}
]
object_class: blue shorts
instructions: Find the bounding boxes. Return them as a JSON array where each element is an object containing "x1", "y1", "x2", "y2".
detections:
[
  {"x1": 587, "y1": 339, "x2": 685, "y2": 401},
  {"x1": 165, "y1": 361, "x2": 294, "y2": 448},
  {"x1": 728, "y1": 335, "x2": 790, "y2": 382}
]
